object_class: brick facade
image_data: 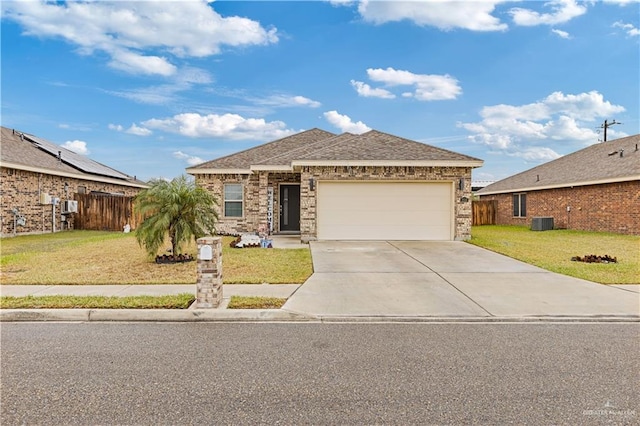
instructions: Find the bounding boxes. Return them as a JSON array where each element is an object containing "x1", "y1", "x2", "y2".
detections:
[
  {"x1": 197, "y1": 166, "x2": 473, "y2": 241},
  {"x1": 1, "y1": 167, "x2": 141, "y2": 236},
  {"x1": 479, "y1": 180, "x2": 640, "y2": 235}
]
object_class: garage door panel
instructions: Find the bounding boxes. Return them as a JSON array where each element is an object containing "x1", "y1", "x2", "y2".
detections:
[{"x1": 317, "y1": 182, "x2": 453, "y2": 240}]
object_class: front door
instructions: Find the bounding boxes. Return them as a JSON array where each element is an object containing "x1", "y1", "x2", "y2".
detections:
[{"x1": 279, "y1": 185, "x2": 300, "y2": 232}]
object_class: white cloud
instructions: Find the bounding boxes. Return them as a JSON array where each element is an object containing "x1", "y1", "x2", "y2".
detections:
[
  {"x1": 257, "y1": 95, "x2": 322, "y2": 108},
  {"x1": 603, "y1": 0, "x2": 640, "y2": 4},
  {"x1": 356, "y1": 0, "x2": 509, "y2": 31},
  {"x1": 126, "y1": 124, "x2": 152, "y2": 136},
  {"x1": 106, "y1": 67, "x2": 214, "y2": 105},
  {"x1": 508, "y1": 147, "x2": 562, "y2": 162},
  {"x1": 108, "y1": 124, "x2": 124, "y2": 132},
  {"x1": 613, "y1": 21, "x2": 640, "y2": 37},
  {"x1": 61, "y1": 140, "x2": 89, "y2": 155},
  {"x1": 551, "y1": 29, "x2": 571, "y2": 39},
  {"x1": 3, "y1": 0, "x2": 278, "y2": 76},
  {"x1": 350, "y1": 80, "x2": 396, "y2": 99},
  {"x1": 323, "y1": 110, "x2": 371, "y2": 134},
  {"x1": 173, "y1": 151, "x2": 204, "y2": 166},
  {"x1": 142, "y1": 113, "x2": 297, "y2": 140},
  {"x1": 366, "y1": 68, "x2": 462, "y2": 101},
  {"x1": 459, "y1": 90, "x2": 626, "y2": 162},
  {"x1": 510, "y1": 0, "x2": 588, "y2": 26}
]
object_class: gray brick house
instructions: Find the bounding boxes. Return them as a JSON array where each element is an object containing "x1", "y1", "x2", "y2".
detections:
[
  {"x1": 188, "y1": 129, "x2": 483, "y2": 242},
  {"x1": 476, "y1": 134, "x2": 640, "y2": 235},
  {"x1": 1, "y1": 126, "x2": 147, "y2": 236}
]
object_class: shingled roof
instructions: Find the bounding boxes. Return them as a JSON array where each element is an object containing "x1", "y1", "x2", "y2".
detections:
[
  {"x1": 477, "y1": 134, "x2": 640, "y2": 195},
  {"x1": 1, "y1": 126, "x2": 146, "y2": 187},
  {"x1": 188, "y1": 128, "x2": 482, "y2": 173}
]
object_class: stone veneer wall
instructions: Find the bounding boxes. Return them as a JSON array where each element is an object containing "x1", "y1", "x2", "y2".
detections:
[
  {"x1": 196, "y1": 172, "x2": 301, "y2": 235},
  {"x1": 1, "y1": 167, "x2": 141, "y2": 236},
  {"x1": 196, "y1": 167, "x2": 473, "y2": 240},
  {"x1": 299, "y1": 165, "x2": 473, "y2": 241},
  {"x1": 479, "y1": 180, "x2": 640, "y2": 235}
]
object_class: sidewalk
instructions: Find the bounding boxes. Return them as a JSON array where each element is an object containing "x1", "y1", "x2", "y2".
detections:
[
  {"x1": 0, "y1": 284, "x2": 299, "y2": 298},
  {"x1": 1, "y1": 283, "x2": 638, "y2": 323}
]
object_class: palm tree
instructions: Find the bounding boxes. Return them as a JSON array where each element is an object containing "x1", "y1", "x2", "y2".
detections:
[{"x1": 134, "y1": 175, "x2": 218, "y2": 259}]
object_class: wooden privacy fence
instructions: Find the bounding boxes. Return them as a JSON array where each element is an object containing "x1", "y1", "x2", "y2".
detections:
[
  {"x1": 74, "y1": 193, "x2": 140, "y2": 231},
  {"x1": 472, "y1": 200, "x2": 497, "y2": 226}
]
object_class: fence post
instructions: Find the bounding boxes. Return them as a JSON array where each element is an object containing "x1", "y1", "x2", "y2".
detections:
[{"x1": 195, "y1": 236, "x2": 222, "y2": 308}]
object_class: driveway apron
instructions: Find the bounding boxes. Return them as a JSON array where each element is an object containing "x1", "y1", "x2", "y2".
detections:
[{"x1": 282, "y1": 241, "x2": 640, "y2": 318}]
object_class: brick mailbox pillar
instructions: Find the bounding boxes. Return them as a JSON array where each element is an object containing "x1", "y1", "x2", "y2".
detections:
[{"x1": 195, "y1": 236, "x2": 222, "y2": 308}]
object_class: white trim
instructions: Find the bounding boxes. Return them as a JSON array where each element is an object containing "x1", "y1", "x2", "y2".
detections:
[
  {"x1": 2, "y1": 161, "x2": 148, "y2": 188},
  {"x1": 478, "y1": 175, "x2": 640, "y2": 195},
  {"x1": 187, "y1": 160, "x2": 483, "y2": 175},
  {"x1": 250, "y1": 165, "x2": 293, "y2": 172},
  {"x1": 187, "y1": 168, "x2": 252, "y2": 175},
  {"x1": 292, "y1": 160, "x2": 483, "y2": 168}
]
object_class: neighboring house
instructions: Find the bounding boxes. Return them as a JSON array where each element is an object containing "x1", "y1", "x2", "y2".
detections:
[
  {"x1": 476, "y1": 134, "x2": 640, "y2": 235},
  {"x1": 1, "y1": 126, "x2": 147, "y2": 236},
  {"x1": 187, "y1": 129, "x2": 483, "y2": 242}
]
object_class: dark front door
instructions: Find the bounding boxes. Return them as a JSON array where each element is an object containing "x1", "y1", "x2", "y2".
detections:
[{"x1": 279, "y1": 185, "x2": 300, "y2": 232}]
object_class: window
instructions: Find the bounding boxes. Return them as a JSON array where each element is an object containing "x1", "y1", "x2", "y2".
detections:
[
  {"x1": 513, "y1": 193, "x2": 527, "y2": 217},
  {"x1": 224, "y1": 183, "x2": 243, "y2": 217},
  {"x1": 77, "y1": 186, "x2": 86, "y2": 194}
]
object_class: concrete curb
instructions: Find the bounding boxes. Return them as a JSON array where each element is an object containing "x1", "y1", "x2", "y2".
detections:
[
  {"x1": 313, "y1": 315, "x2": 640, "y2": 323},
  {"x1": 0, "y1": 309, "x2": 314, "y2": 322},
  {"x1": 1, "y1": 309, "x2": 638, "y2": 323}
]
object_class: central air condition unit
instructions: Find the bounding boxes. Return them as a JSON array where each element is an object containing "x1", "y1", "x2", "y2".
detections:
[
  {"x1": 61, "y1": 200, "x2": 78, "y2": 214},
  {"x1": 531, "y1": 217, "x2": 554, "y2": 231}
]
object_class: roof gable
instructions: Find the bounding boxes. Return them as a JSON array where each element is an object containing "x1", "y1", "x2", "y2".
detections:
[
  {"x1": 295, "y1": 130, "x2": 482, "y2": 163},
  {"x1": 189, "y1": 128, "x2": 482, "y2": 172},
  {"x1": 478, "y1": 134, "x2": 640, "y2": 194},
  {"x1": 192, "y1": 128, "x2": 336, "y2": 170}
]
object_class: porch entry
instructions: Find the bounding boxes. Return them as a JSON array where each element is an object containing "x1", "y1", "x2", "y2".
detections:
[{"x1": 279, "y1": 184, "x2": 300, "y2": 232}]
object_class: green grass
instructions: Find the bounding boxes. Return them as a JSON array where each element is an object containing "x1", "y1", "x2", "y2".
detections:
[
  {"x1": 0, "y1": 294, "x2": 195, "y2": 309},
  {"x1": 1, "y1": 231, "x2": 312, "y2": 285},
  {"x1": 227, "y1": 296, "x2": 287, "y2": 309},
  {"x1": 469, "y1": 225, "x2": 640, "y2": 284}
]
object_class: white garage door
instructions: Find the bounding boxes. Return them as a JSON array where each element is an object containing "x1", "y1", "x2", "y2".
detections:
[{"x1": 317, "y1": 181, "x2": 453, "y2": 240}]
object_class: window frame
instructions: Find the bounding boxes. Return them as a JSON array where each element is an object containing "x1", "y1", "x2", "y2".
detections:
[
  {"x1": 512, "y1": 193, "x2": 527, "y2": 218},
  {"x1": 223, "y1": 183, "x2": 244, "y2": 218}
]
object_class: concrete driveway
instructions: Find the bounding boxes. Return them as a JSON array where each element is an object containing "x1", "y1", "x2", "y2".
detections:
[{"x1": 282, "y1": 241, "x2": 640, "y2": 318}]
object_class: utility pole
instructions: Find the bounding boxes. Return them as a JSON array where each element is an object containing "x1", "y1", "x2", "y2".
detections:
[{"x1": 600, "y1": 119, "x2": 621, "y2": 142}]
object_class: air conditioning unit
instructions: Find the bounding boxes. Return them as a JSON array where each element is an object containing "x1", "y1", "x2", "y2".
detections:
[
  {"x1": 531, "y1": 217, "x2": 554, "y2": 231},
  {"x1": 62, "y1": 200, "x2": 78, "y2": 214}
]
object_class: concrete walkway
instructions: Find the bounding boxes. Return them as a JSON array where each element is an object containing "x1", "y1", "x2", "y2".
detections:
[{"x1": 282, "y1": 241, "x2": 640, "y2": 319}]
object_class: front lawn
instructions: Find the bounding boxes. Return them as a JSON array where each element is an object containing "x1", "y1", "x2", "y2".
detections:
[
  {"x1": 1, "y1": 231, "x2": 312, "y2": 285},
  {"x1": 0, "y1": 294, "x2": 195, "y2": 309},
  {"x1": 469, "y1": 225, "x2": 640, "y2": 284},
  {"x1": 0, "y1": 294, "x2": 285, "y2": 309}
]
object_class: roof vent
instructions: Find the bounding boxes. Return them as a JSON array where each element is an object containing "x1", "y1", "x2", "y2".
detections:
[{"x1": 619, "y1": 149, "x2": 624, "y2": 158}]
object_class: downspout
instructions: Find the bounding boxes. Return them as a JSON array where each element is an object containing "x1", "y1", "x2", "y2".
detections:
[{"x1": 39, "y1": 173, "x2": 45, "y2": 233}]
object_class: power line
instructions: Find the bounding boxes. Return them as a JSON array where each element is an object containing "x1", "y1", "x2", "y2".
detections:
[{"x1": 599, "y1": 119, "x2": 621, "y2": 142}]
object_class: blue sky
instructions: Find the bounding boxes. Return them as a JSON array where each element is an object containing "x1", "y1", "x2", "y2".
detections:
[{"x1": 2, "y1": 0, "x2": 638, "y2": 182}]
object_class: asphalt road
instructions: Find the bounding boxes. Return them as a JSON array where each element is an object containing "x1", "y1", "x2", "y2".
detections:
[{"x1": 1, "y1": 323, "x2": 638, "y2": 425}]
